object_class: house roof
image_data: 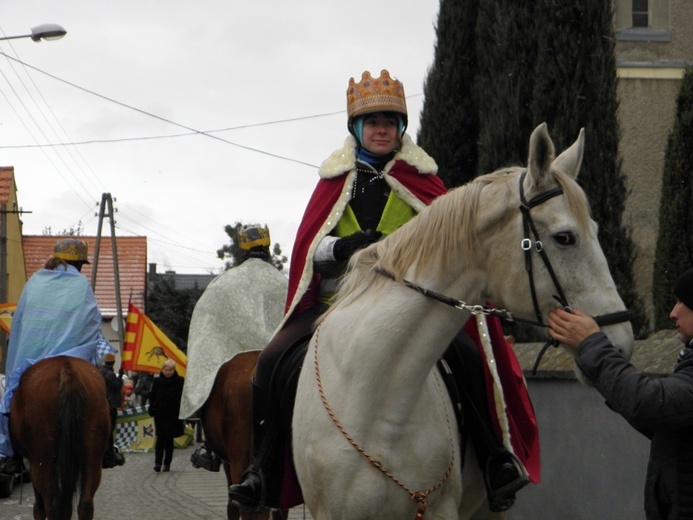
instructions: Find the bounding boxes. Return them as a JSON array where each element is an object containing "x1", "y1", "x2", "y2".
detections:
[{"x1": 22, "y1": 235, "x2": 147, "y2": 318}]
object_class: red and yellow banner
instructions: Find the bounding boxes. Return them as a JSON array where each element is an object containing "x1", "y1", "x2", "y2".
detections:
[
  {"x1": 0, "y1": 303, "x2": 17, "y2": 335},
  {"x1": 122, "y1": 303, "x2": 187, "y2": 376}
]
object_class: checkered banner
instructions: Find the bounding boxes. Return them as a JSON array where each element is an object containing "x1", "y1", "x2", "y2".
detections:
[
  {"x1": 115, "y1": 405, "x2": 194, "y2": 452},
  {"x1": 116, "y1": 405, "x2": 156, "y2": 453}
]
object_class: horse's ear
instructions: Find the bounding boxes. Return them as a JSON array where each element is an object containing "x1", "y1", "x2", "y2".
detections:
[
  {"x1": 526, "y1": 122, "x2": 556, "y2": 191},
  {"x1": 552, "y1": 128, "x2": 585, "y2": 180}
]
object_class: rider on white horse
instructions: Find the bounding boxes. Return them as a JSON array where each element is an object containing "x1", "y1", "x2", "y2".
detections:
[{"x1": 228, "y1": 70, "x2": 532, "y2": 513}]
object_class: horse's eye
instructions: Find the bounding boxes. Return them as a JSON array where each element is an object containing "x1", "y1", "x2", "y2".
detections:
[{"x1": 553, "y1": 232, "x2": 576, "y2": 246}]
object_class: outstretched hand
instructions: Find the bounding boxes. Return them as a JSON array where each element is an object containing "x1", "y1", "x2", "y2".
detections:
[{"x1": 548, "y1": 308, "x2": 600, "y2": 350}]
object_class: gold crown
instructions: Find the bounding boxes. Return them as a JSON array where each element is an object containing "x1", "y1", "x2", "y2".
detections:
[
  {"x1": 346, "y1": 70, "x2": 407, "y2": 119},
  {"x1": 239, "y1": 224, "x2": 271, "y2": 251},
  {"x1": 54, "y1": 238, "x2": 90, "y2": 263}
]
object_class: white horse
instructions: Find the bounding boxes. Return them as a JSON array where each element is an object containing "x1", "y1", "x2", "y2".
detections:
[{"x1": 291, "y1": 123, "x2": 634, "y2": 520}]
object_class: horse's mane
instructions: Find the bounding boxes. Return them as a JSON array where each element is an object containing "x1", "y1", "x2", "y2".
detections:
[{"x1": 322, "y1": 166, "x2": 591, "y2": 317}]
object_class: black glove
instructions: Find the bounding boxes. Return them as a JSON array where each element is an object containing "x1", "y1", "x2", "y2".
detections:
[{"x1": 333, "y1": 230, "x2": 382, "y2": 262}]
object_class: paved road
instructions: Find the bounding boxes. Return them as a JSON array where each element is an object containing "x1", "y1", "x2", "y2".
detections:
[{"x1": 0, "y1": 444, "x2": 312, "y2": 519}]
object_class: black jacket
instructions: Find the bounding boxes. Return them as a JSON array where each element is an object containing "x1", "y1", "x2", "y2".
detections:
[
  {"x1": 100, "y1": 363, "x2": 123, "y2": 410},
  {"x1": 577, "y1": 332, "x2": 693, "y2": 520},
  {"x1": 148, "y1": 370, "x2": 185, "y2": 438},
  {"x1": 134, "y1": 372, "x2": 154, "y2": 399}
]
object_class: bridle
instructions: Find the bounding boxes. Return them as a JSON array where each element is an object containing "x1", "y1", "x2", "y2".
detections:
[{"x1": 376, "y1": 170, "x2": 631, "y2": 373}]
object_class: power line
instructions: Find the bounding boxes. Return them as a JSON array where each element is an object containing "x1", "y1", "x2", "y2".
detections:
[{"x1": 0, "y1": 50, "x2": 320, "y2": 169}]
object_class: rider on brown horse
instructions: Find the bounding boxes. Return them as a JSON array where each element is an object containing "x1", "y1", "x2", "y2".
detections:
[
  {"x1": 0, "y1": 238, "x2": 121, "y2": 474},
  {"x1": 190, "y1": 224, "x2": 273, "y2": 473}
]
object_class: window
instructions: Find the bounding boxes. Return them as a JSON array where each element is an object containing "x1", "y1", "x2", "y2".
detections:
[
  {"x1": 614, "y1": 0, "x2": 670, "y2": 42},
  {"x1": 632, "y1": 0, "x2": 649, "y2": 28}
]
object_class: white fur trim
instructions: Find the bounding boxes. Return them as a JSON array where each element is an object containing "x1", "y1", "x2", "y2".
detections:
[
  {"x1": 318, "y1": 134, "x2": 438, "y2": 179},
  {"x1": 475, "y1": 313, "x2": 514, "y2": 454},
  {"x1": 276, "y1": 170, "x2": 357, "y2": 331}
]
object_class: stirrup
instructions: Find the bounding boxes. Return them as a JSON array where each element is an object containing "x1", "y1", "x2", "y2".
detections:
[
  {"x1": 191, "y1": 445, "x2": 221, "y2": 472},
  {"x1": 102, "y1": 446, "x2": 126, "y2": 469}
]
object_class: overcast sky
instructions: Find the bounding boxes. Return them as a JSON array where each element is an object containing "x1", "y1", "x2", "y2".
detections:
[{"x1": 0, "y1": 1, "x2": 440, "y2": 274}]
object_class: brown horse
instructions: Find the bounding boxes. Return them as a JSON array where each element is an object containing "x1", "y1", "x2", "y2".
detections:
[
  {"x1": 200, "y1": 350, "x2": 288, "y2": 520},
  {"x1": 10, "y1": 356, "x2": 111, "y2": 520}
]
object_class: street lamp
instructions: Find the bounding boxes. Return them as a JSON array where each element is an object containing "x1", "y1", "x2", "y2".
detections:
[{"x1": 0, "y1": 23, "x2": 67, "y2": 42}]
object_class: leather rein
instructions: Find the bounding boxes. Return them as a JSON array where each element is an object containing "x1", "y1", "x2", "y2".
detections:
[{"x1": 376, "y1": 171, "x2": 631, "y2": 374}]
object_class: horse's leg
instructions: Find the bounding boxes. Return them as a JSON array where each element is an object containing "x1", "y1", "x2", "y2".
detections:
[
  {"x1": 77, "y1": 465, "x2": 103, "y2": 520},
  {"x1": 77, "y1": 364, "x2": 110, "y2": 520},
  {"x1": 470, "y1": 509, "x2": 507, "y2": 520},
  {"x1": 219, "y1": 354, "x2": 268, "y2": 520},
  {"x1": 32, "y1": 486, "x2": 46, "y2": 520},
  {"x1": 77, "y1": 495, "x2": 95, "y2": 520}
]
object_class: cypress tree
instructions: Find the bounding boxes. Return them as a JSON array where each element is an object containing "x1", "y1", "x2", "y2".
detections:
[
  {"x1": 530, "y1": 0, "x2": 647, "y2": 336},
  {"x1": 652, "y1": 68, "x2": 693, "y2": 329},
  {"x1": 475, "y1": 0, "x2": 537, "y2": 173},
  {"x1": 419, "y1": 0, "x2": 647, "y2": 336},
  {"x1": 417, "y1": 0, "x2": 479, "y2": 188}
]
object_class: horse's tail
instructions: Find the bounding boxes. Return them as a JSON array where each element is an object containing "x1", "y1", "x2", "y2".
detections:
[{"x1": 53, "y1": 361, "x2": 86, "y2": 519}]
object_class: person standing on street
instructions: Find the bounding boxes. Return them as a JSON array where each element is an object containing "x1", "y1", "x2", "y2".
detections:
[
  {"x1": 149, "y1": 359, "x2": 185, "y2": 472},
  {"x1": 100, "y1": 353, "x2": 126, "y2": 468}
]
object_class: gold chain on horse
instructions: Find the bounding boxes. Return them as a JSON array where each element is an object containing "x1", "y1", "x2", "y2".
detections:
[{"x1": 313, "y1": 324, "x2": 456, "y2": 520}]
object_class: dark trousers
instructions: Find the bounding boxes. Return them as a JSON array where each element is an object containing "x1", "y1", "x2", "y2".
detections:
[
  {"x1": 254, "y1": 304, "x2": 326, "y2": 390},
  {"x1": 155, "y1": 435, "x2": 175, "y2": 466},
  {"x1": 108, "y1": 407, "x2": 117, "y2": 448}
]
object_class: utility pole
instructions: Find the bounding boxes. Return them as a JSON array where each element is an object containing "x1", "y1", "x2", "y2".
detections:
[
  {"x1": 92, "y1": 193, "x2": 125, "y2": 351},
  {"x1": 0, "y1": 203, "x2": 6, "y2": 374}
]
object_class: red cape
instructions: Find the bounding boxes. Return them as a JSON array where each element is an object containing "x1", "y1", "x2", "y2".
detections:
[
  {"x1": 286, "y1": 160, "x2": 447, "y2": 315},
  {"x1": 465, "y1": 314, "x2": 541, "y2": 483}
]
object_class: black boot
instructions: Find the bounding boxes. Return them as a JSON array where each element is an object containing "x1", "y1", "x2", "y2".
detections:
[
  {"x1": 0, "y1": 455, "x2": 20, "y2": 475},
  {"x1": 485, "y1": 449, "x2": 530, "y2": 512},
  {"x1": 228, "y1": 382, "x2": 272, "y2": 511}
]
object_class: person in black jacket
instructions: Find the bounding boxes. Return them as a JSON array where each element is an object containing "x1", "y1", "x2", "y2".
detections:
[
  {"x1": 100, "y1": 353, "x2": 125, "y2": 468},
  {"x1": 149, "y1": 359, "x2": 185, "y2": 472},
  {"x1": 134, "y1": 371, "x2": 154, "y2": 407},
  {"x1": 548, "y1": 267, "x2": 693, "y2": 520}
]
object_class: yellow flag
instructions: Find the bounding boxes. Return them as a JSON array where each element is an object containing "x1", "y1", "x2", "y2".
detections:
[
  {"x1": 0, "y1": 303, "x2": 17, "y2": 335},
  {"x1": 122, "y1": 303, "x2": 187, "y2": 376}
]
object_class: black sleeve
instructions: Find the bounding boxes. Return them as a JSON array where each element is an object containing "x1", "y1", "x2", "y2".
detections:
[{"x1": 576, "y1": 332, "x2": 693, "y2": 431}]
